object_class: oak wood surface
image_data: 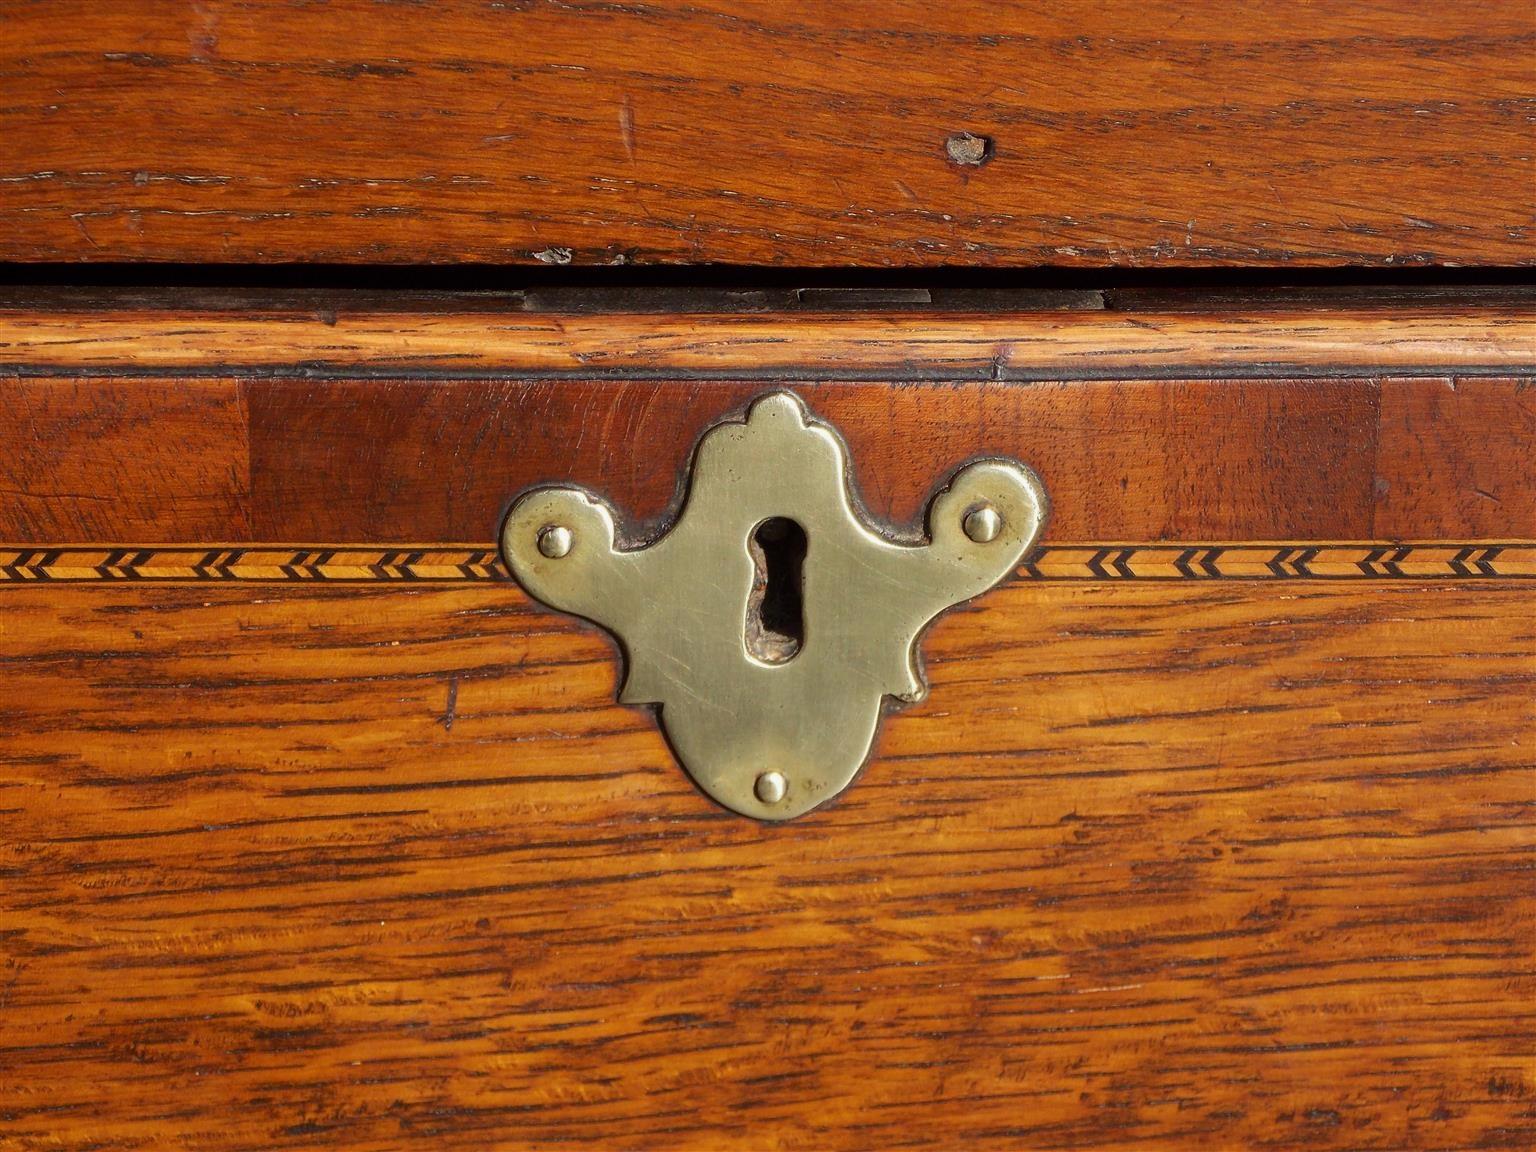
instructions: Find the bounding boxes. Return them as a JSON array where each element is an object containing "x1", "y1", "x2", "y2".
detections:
[
  {"x1": 1, "y1": 1, "x2": 1532, "y2": 266},
  {"x1": 1, "y1": 578, "x2": 1531, "y2": 1150},
  {"x1": 1, "y1": 302, "x2": 1532, "y2": 1148},
  {"x1": 4, "y1": 308, "x2": 1532, "y2": 378}
]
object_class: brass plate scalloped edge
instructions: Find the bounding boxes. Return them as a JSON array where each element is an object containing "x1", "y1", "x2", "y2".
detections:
[{"x1": 0, "y1": 543, "x2": 1532, "y2": 582}]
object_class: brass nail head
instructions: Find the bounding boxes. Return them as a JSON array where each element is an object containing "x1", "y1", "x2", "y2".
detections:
[
  {"x1": 537, "y1": 525, "x2": 574, "y2": 558},
  {"x1": 754, "y1": 771, "x2": 788, "y2": 805},
  {"x1": 963, "y1": 505, "x2": 1003, "y2": 544}
]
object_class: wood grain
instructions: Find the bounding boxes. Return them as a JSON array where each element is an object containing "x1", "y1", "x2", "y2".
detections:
[
  {"x1": 242, "y1": 376, "x2": 1385, "y2": 544},
  {"x1": 2, "y1": 374, "x2": 1531, "y2": 545},
  {"x1": 1, "y1": 301, "x2": 1532, "y2": 1147},
  {"x1": 1375, "y1": 377, "x2": 1536, "y2": 539},
  {"x1": 1, "y1": 304, "x2": 1530, "y2": 543},
  {"x1": 3, "y1": 308, "x2": 1532, "y2": 379},
  {"x1": 1, "y1": 1, "x2": 1532, "y2": 266},
  {"x1": 0, "y1": 377, "x2": 250, "y2": 541},
  {"x1": 0, "y1": 578, "x2": 1530, "y2": 1150}
]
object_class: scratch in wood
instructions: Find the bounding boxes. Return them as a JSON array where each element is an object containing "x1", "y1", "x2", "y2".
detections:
[
  {"x1": 441, "y1": 675, "x2": 459, "y2": 732},
  {"x1": 619, "y1": 96, "x2": 636, "y2": 162}
]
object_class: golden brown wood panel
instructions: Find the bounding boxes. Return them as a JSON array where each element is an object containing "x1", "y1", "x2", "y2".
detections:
[
  {"x1": 1, "y1": 1, "x2": 1531, "y2": 266},
  {"x1": 0, "y1": 578, "x2": 1531, "y2": 1149}
]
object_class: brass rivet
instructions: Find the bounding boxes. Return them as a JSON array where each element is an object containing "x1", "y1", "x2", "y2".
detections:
[
  {"x1": 754, "y1": 770, "x2": 788, "y2": 804},
  {"x1": 537, "y1": 525, "x2": 574, "y2": 559},
  {"x1": 963, "y1": 505, "x2": 1003, "y2": 544}
]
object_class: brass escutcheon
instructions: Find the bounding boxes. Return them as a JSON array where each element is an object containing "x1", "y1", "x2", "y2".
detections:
[{"x1": 501, "y1": 391, "x2": 1047, "y2": 820}]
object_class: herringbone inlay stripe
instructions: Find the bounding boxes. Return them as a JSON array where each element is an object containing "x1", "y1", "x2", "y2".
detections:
[{"x1": 0, "y1": 544, "x2": 1531, "y2": 583}]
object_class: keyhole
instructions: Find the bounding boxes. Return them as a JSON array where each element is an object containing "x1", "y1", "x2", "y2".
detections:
[{"x1": 745, "y1": 517, "x2": 806, "y2": 664}]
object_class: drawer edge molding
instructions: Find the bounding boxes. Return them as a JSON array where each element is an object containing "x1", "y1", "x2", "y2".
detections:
[{"x1": 1, "y1": 309, "x2": 1532, "y2": 380}]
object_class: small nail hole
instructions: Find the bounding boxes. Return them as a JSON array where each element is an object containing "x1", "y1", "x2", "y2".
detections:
[{"x1": 945, "y1": 132, "x2": 994, "y2": 167}]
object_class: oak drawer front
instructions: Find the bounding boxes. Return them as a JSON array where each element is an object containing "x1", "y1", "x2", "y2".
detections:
[
  {"x1": 2, "y1": 1, "x2": 1533, "y2": 268},
  {"x1": 1, "y1": 306, "x2": 1532, "y2": 1150}
]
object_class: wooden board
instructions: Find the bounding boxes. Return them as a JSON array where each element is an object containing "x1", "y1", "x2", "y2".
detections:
[
  {"x1": 1, "y1": 576, "x2": 1531, "y2": 1149},
  {"x1": 4, "y1": 307, "x2": 1532, "y2": 378},
  {"x1": 1, "y1": 301, "x2": 1533, "y2": 1147},
  {"x1": 1, "y1": 1, "x2": 1532, "y2": 266}
]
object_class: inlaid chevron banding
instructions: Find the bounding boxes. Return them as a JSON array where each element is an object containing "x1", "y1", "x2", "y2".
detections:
[
  {"x1": 1027, "y1": 544, "x2": 1536, "y2": 580},
  {"x1": 0, "y1": 547, "x2": 503, "y2": 583},
  {"x1": 0, "y1": 545, "x2": 1530, "y2": 583}
]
